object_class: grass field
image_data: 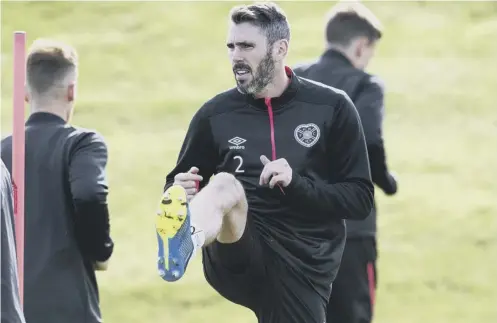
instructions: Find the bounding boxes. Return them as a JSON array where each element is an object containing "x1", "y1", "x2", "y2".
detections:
[{"x1": 1, "y1": 1, "x2": 497, "y2": 323}]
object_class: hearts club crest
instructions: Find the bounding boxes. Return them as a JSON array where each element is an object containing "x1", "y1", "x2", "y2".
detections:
[{"x1": 294, "y1": 123, "x2": 320, "y2": 148}]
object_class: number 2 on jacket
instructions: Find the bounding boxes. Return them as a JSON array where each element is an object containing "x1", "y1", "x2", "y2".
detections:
[{"x1": 233, "y1": 155, "x2": 245, "y2": 173}]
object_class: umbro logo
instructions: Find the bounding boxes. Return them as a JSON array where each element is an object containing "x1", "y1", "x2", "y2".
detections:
[{"x1": 228, "y1": 136, "x2": 246, "y2": 150}]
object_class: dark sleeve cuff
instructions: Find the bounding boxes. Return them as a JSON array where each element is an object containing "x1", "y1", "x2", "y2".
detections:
[
  {"x1": 284, "y1": 172, "x2": 314, "y2": 202},
  {"x1": 382, "y1": 173, "x2": 398, "y2": 195},
  {"x1": 368, "y1": 143, "x2": 397, "y2": 195},
  {"x1": 286, "y1": 171, "x2": 304, "y2": 192},
  {"x1": 74, "y1": 201, "x2": 114, "y2": 262}
]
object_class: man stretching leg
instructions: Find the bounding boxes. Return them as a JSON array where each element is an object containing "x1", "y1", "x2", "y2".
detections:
[{"x1": 155, "y1": 3, "x2": 374, "y2": 323}]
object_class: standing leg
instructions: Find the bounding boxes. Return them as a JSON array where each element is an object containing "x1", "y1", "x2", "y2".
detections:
[{"x1": 327, "y1": 238, "x2": 377, "y2": 323}]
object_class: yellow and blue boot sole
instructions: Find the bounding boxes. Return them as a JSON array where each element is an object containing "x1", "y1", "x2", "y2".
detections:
[{"x1": 156, "y1": 185, "x2": 194, "y2": 282}]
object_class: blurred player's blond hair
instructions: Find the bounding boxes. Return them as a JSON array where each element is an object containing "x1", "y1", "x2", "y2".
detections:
[
  {"x1": 325, "y1": 1, "x2": 383, "y2": 46},
  {"x1": 26, "y1": 39, "x2": 78, "y2": 99}
]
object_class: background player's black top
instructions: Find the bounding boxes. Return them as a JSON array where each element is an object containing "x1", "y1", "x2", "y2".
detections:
[
  {"x1": 294, "y1": 49, "x2": 398, "y2": 238},
  {"x1": 1, "y1": 112, "x2": 113, "y2": 323},
  {"x1": 1, "y1": 160, "x2": 26, "y2": 323},
  {"x1": 165, "y1": 67, "x2": 374, "y2": 298}
]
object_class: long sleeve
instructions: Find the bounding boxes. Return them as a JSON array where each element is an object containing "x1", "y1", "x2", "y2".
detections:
[
  {"x1": 355, "y1": 76, "x2": 397, "y2": 195},
  {"x1": 285, "y1": 93, "x2": 375, "y2": 220},
  {"x1": 69, "y1": 132, "x2": 113, "y2": 262},
  {"x1": 164, "y1": 108, "x2": 218, "y2": 192},
  {"x1": 1, "y1": 161, "x2": 26, "y2": 323}
]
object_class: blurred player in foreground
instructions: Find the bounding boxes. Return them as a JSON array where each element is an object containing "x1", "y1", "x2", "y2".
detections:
[
  {"x1": 1, "y1": 160, "x2": 26, "y2": 323},
  {"x1": 155, "y1": 3, "x2": 374, "y2": 322},
  {"x1": 294, "y1": 3, "x2": 399, "y2": 323},
  {"x1": 1, "y1": 39, "x2": 114, "y2": 323}
]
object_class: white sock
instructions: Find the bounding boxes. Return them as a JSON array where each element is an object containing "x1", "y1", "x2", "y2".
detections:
[{"x1": 190, "y1": 226, "x2": 205, "y2": 257}]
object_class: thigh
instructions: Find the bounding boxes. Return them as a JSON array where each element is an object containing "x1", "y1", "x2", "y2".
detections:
[
  {"x1": 327, "y1": 238, "x2": 376, "y2": 323},
  {"x1": 202, "y1": 214, "x2": 266, "y2": 310}
]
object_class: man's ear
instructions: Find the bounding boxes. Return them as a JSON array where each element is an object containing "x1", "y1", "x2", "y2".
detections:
[
  {"x1": 274, "y1": 39, "x2": 289, "y2": 61},
  {"x1": 24, "y1": 84, "x2": 30, "y2": 103},
  {"x1": 67, "y1": 83, "x2": 75, "y2": 102},
  {"x1": 354, "y1": 37, "x2": 369, "y2": 58}
]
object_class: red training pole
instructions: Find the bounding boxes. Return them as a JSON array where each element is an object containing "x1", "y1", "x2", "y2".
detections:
[{"x1": 12, "y1": 30, "x2": 26, "y2": 308}]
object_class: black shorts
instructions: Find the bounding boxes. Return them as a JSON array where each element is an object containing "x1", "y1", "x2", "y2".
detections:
[
  {"x1": 326, "y1": 237, "x2": 377, "y2": 323},
  {"x1": 202, "y1": 216, "x2": 327, "y2": 323}
]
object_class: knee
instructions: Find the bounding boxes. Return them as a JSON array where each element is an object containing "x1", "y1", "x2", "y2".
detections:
[
  {"x1": 211, "y1": 172, "x2": 244, "y2": 196},
  {"x1": 212, "y1": 172, "x2": 236, "y2": 184},
  {"x1": 209, "y1": 172, "x2": 246, "y2": 212}
]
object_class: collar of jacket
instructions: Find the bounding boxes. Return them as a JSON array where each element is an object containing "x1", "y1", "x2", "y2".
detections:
[
  {"x1": 26, "y1": 112, "x2": 66, "y2": 126},
  {"x1": 321, "y1": 48, "x2": 354, "y2": 67},
  {"x1": 241, "y1": 66, "x2": 300, "y2": 111}
]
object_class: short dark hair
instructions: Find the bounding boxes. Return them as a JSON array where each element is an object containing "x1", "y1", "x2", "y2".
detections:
[
  {"x1": 325, "y1": 2, "x2": 383, "y2": 46},
  {"x1": 230, "y1": 2, "x2": 290, "y2": 45}
]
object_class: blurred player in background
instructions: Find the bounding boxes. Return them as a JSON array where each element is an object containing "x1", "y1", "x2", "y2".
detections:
[
  {"x1": 1, "y1": 160, "x2": 26, "y2": 323},
  {"x1": 155, "y1": 2, "x2": 374, "y2": 323},
  {"x1": 1, "y1": 39, "x2": 114, "y2": 323},
  {"x1": 294, "y1": 3, "x2": 398, "y2": 323}
]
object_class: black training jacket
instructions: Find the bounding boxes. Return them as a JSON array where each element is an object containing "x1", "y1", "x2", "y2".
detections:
[
  {"x1": 294, "y1": 49, "x2": 397, "y2": 238},
  {"x1": 164, "y1": 67, "x2": 374, "y2": 298},
  {"x1": 1, "y1": 112, "x2": 112, "y2": 323}
]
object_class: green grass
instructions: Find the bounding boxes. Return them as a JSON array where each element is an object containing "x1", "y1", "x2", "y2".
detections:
[{"x1": 1, "y1": 1, "x2": 496, "y2": 322}]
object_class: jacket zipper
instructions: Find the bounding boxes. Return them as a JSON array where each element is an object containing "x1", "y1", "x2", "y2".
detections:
[
  {"x1": 264, "y1": 97, "x2": 285, "y2": 194},
  {"x1": 264, "y1": 98, "x2": 277, "y2": 161}
]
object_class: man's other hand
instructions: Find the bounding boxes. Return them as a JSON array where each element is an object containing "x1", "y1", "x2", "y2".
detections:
[
  {"x1": 173, "y1": 167, "x2": 203, "y2": 201},
  {"x1": 259, "y1": 155, "x2": 293, "y2": 189}
]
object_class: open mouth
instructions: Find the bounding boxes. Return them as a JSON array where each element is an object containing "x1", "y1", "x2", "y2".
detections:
[
  {"x1": 235, "y1": 69, "x2": 250, "y2": 76},
  {"x1": 233, "y1": 65, "x2": 251, "y2": 76}
]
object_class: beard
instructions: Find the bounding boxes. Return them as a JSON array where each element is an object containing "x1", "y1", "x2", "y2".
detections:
[{"x1": 234, "y1": 50, "x2": 275, "y2": 96}]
